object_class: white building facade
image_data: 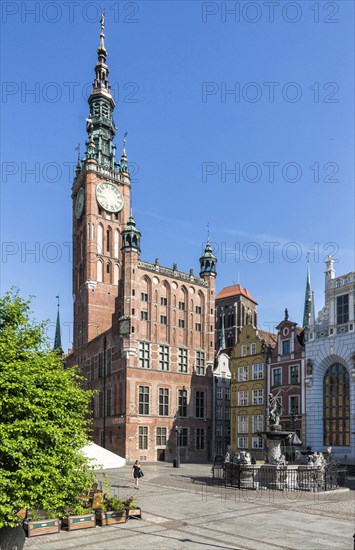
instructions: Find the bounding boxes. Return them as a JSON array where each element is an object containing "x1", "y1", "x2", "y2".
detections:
[
  {"x1": 212, "y1": 352, "x2": 231, "y2": 458},
  {"x1": 305, "y1": 257, "x2": 355, "y2": 465}
]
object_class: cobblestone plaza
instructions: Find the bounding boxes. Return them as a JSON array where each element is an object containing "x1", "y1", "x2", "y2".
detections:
[{"x1": 25, "y1": 463, "x2": 355, "y2": 550}]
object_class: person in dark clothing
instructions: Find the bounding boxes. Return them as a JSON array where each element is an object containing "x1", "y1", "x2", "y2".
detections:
[{"x1": 132, "y1": 460, "x2": 143, "y2": 489}]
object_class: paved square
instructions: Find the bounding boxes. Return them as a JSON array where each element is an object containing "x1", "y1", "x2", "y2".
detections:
[{"x1": 25, "y1": 463, "x2": 355, "y2": 549}]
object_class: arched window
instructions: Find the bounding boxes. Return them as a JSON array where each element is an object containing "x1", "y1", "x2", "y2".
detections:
[
  {"x1": 97, "y1": 260, "x2": 103, "y2": 283},
  {"x1": 97, "y1": 224, "x2": 103, "y2": 254},
  {"x1": 114, "y1": 264, "x2": 119, "y2": 285},
  {"x1": 323, "y1": 363, "x2": 350, "y2": 446},
  {"x1": 106, "y1": 261, "x2": 112, "y2": 283},
  {"x1": 114, "y1": 230, "x2": 119, "y2": 258},
  {"x1": 106, "y1": 227, "x2": 112, "y2": 253}
]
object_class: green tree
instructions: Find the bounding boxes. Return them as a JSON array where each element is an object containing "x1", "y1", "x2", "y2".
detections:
[{"x1": 0, "y1": 290, "x2": 95, "y2": 527}]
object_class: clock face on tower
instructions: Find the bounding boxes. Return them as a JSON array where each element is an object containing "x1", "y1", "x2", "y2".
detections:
[
  {"x1": 75, "y1": 187, "x2": 85, "y2": 219},
  {"x1": 96, "y1": 182, "x2": 124, "y2": 213}
]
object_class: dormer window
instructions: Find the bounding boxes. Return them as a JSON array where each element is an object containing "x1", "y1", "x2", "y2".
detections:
[{"x1": 282, "y1": 340, "x2": 291, "y2": 355}]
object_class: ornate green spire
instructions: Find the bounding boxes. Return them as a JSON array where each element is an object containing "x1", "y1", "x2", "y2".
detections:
[
  {"x1": 120, "y1": 133, "x2": 129, "y2": 174},
  {"x1": 122, "y1": 211, "x2": 141, "y2": 253},
  {"x1": 53, "y1": 296, "x2": 63, "y2": 355},
  {"x1": 199, "y1": 238, "x2": 217, "y2": 278},
  {"x1": 303, "y1": 257, "x2": 315, "y2": 327},
  {"x1": 85, "y1": 13, "x2": 118, "y2": 170}
]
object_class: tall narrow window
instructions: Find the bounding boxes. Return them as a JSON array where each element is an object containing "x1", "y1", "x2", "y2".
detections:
[
  {"x1": 158, "y1": 388, "x2": 169, "y2": 416},
  {"x1": 282, "y1": 340, "x2": 291, "y2": 355},
  {"x1": 106, "y1": 262, "x2": 111, "y2": 282},
  {"x1": 178, "y1": 348, "x2": 188, "y2": 373},
  {"x1": 238, "y1": 416, "x2": 248, "y2": 433},
  {"x1": 323, "y1": 363, "x2": 349, "y2": 446},
  {"x1": 106, "y1": 228, "x2": 111, "y2": 252},
  {"x1": 195, "y1": 351, "x2": 205, "y2": 375},
  {"x1": 159, "y1": 345, "x2": 169, "y2": 370},
  {"x1": 97, "y1": 224, "x2": 103, "y2": 254},
  {"x1": 114, "y1": 229, "x2": 119, "y2": 258},
  {"x1": 178, "y1": 389, "x2": 187, "y2": 417},
  {"x1": 195, "y1": 391, "x2": 205, "y2": 418},
  {"x1": 196, "y1": 428, "x2": 205, "y2": 450},
  {"x1": 139, "y1": 342, "x2": 150, "y2": 368},
  {"x1": 138, "y1": 386, "x2": 150, "y2": 415},
  {"x1": 336, "y1": 295, "x2": 349, "y2": 325},
  {"x1": 106, "y1": 389, "x2": 112, "y2": 416},
  {"x1": 138, "y1": 426, "x2": 148, "y2": 449},
  {"x1": 114, "y1": 264, "x2": 119, "y2": 285},
  {"x1": 156, "y1": 427, "x2": 167, "y2": 446},
  {"x1": 97, "y1": 260, "x2": 103, "y2": 282}
]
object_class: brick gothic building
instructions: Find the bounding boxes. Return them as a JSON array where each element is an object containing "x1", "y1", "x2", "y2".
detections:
[
  {"x1": 66, "y1": 17, "x2": 217, "y2": 462},
  {"x1": 215, "y1": 284, "x2": 257, "y2": 350}
]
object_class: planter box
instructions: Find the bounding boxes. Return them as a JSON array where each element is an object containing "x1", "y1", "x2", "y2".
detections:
[
  {"x1": 95, "y1": 510, "x2": 126, "y2": 526},
  {"x1": 62, "y1": 513, "x2": 96, "y2": 531},
  {"x1": 127, "y1": 507, "x2": 142, "y2": 520},
  {"x1": 23, "y1": 518, "x2": 60, "y2": 537}
]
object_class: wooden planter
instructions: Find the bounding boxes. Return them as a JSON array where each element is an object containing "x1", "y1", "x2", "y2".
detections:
[
  {"x1": 126, "y1": 507, "x2": 142, "y2": 519},
  {"x1": 95, "y1": 509, "x2": 126, "y2": 526},
  {"x1": 23, "y1": 518, "x2": 60, "y2": 537},
  {"x1": 62, "y1": 513, "x2": 96, "y2": 531}
]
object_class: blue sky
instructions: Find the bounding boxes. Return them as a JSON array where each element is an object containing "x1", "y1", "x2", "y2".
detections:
[{"x1": 1, "y1": 1, "x2": 354, "y2": 352}]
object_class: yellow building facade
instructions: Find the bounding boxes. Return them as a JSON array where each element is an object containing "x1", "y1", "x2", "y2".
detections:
[{"x1": 230, "y1": 324, "x2": 276, "y2": 457}]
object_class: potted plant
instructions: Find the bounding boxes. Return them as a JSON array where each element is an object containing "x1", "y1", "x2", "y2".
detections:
[
  {"x1": 123, "y1": 496, "x2": 142, "y2": 520},
  {"x1": 95, "y1": 496, "x2": 127, "y2": 526},
  {"x1": 61, "y1": 503, "x2": 96, "y2": 531},
  {"x1": 23, "y1": 509, "x2": 60, "y2": 538}
]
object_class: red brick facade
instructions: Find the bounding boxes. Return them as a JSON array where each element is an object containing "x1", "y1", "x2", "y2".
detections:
[
  {"x1": 268, "y1": 318, "x2": 305, "y2": 442},
  {"x1": 66, "y1": 19, "x2": 216, "y2": 463}
]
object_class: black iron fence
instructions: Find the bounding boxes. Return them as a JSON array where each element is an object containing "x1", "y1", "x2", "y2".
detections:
[{"x1": 212, "y1": 463, "x2": 347, "y2": 492}]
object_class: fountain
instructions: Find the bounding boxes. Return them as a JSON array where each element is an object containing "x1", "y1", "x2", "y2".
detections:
[
  {"x1": 257, "y1": 391, "x2": 298, "y2": 489},
  {"x1": 220, "y1": 392, "x2": 344, "y2": 492}
]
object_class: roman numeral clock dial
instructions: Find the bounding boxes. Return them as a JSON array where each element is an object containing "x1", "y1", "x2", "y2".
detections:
[{"x1": 96, "y1": 182, "x2": 124, "y2": 213}]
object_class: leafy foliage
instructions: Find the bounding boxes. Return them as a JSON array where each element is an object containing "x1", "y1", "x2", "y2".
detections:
[
  {"x1": 0, "y1": 290, "x2": 95, "y2": 527},
  {"x1": 123, "y1": 496, "x2": 137, "y2": 509}
]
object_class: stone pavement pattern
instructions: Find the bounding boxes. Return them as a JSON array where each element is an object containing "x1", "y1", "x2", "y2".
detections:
[{"x1": 25, "y1": 463, "x2": 355, "y2": 550}]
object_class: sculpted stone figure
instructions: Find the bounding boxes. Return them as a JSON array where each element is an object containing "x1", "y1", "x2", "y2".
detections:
[
  {"x1": 308, "y1": 451, "x2": 326, "y2": 468},
  {"x1": 268, "y1": 392, "x2": 282, "y2": 426},
  {"x1": 306, "y1": 359, "x2": 313, "y2": 376}
]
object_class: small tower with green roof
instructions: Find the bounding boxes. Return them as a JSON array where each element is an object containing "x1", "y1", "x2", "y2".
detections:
[
  {"x1": 199, "y1": 240, "x2": 217, "y2": 278},
  {"x1": 122, "y1": 212, "x2": 141, "y2": 254}
]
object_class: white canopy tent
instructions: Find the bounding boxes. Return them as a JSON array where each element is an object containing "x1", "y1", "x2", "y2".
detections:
[{"x1": 81, "y1": 442, "x2": 126, "y2": 470}]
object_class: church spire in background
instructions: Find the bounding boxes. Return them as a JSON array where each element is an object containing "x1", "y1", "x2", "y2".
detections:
[
  {"x1": 53, "y1": 295, "x2": 63, "y2": 355},
  {"x1": 303, "y1": 256, "x2": 315, "y2": 327}
]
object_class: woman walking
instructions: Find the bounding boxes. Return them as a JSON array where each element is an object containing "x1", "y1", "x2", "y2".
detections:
[{"x1": 132, "y1": 460, "x2": 143, "y2": 489}]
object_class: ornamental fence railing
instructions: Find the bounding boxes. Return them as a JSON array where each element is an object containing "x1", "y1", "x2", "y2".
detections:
[{"x1": 212, "y1": 463, "x2": 347, "y2": 492}]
